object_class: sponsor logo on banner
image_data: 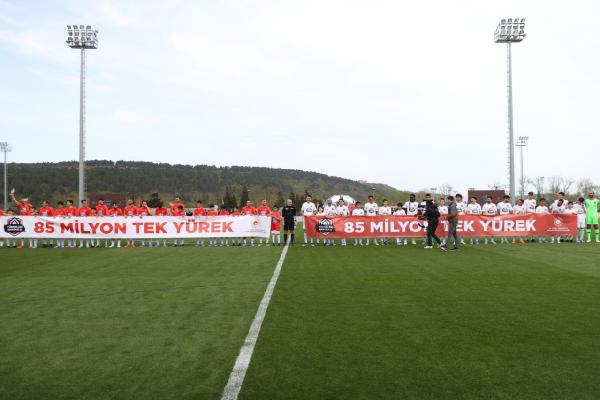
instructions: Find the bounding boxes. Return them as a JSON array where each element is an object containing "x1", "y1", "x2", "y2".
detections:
[
  {"x1": 4, "y1": 217, "x2": 26, "y2": 236},
  {"x1": 315, "y1": 218, "x2": 335, "y2": 235}
]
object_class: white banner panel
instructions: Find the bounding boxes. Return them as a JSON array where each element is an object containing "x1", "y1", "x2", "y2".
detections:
[{"x1": 0, "y1": 216, "x2": 271, "y2": 239}]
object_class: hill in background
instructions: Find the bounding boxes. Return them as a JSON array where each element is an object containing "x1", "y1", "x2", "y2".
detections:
[{"x1": 8, "y1": 160, "x2": 411, "y2": 207}]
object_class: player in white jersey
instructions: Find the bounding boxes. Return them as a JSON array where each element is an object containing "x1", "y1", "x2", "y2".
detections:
[
  {"x1": 549, "y1": 198, "x2": 567, "y2": 243},
  {"x1": 437, "y1": 198, "x2": 448, "y2": 246},
  {"x1": 351, "y1": 202, "x2": 365, "y2": 246},
  {"x1": 550, "y1": 192, "x2": 567, "y2": 212},
  {"x1": 335, "y1": 199, "x2": 349, "y2": 246},
  {"x1": 454, "y1": 194, "x2": 468, "y2": 244},
  {"x1": 512, "y1": 199, "x2": 527, "y2": 244},
  {"x1": 393, "y1": 202, "x2": 406, "y2": 245},
  {"x1": 523, "y1": 192, "x2": 537, "y2": 214},
  {"x1": 574, "y1": 197, "x2": 586, "y2": 243},
  {"x1": 466, "y1": 196, "x2": 482, "y2": 245},
  {"x1": 301, "y1": 195, "x2": 317, "y2": 246},
  {"x1": 497, "y1": 195, "x2": 513, "y2": 244},
  {"x1": 378, "y1": 199, "x2": 392, "y2": 245},
  {"x1": 563, "y1": 201, "x2": 577, "y2": 242},
  {"x1": 535, "y1": 198, "x2": 549, "y2": 243},
  {"x1": 364, "y1": 195, "x2": 379, "y2": 245},
  {"x1": 403, "y1": 194, "x2": 419, "y2": 245},
  {"x1": 482, "y1": 196, "x2": 497, "y2": 244}
]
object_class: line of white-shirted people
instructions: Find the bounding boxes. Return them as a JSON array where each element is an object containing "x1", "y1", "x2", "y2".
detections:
[
  {"x1": 297, "y1": 191, "x2": 589, "y2": 247},
  {"x1": 0, "y1": 189, "x2": 592, "y2": 249}
]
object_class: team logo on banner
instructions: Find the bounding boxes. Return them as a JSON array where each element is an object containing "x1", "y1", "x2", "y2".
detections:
[
  {"x1": 4, "y1": 217, "x2": 26, "y2": 236},
  {"x1": 315, "y1": 218, "x2": 335, "y2": 235}
]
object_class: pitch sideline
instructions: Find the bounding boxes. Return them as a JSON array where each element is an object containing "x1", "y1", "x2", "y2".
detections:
[{"x1": 220, "y1": 241, "x2": 290, "y2": 400}]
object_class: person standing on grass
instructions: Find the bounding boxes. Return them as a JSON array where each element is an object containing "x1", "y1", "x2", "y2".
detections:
[
  {"x1": 282, "y1": 198, "x2": 297, "y2": 245},
  {"x1": 403, "y1": 194, "x2": 419, "y2": 245},
  {"x1": 256, "y1": 199, "x2": 272, "y2": 246},
  {"x1": 482, "y1": 196, "x2": 498, "y2": 245},
  {"x1": 270, "y1": 206, "x2": 282, "y2": 246},
  {"x1": 535, "y1": 198, "x2": 549, "y2": 244},
  {"x1": 351, "y1": 202, "x2": 365, "y2": 246},
  {"x1": 420, "y1": 196, "x2": 444, "y2": 250},
  {"x1": 442, "y1": 195, "x2": 459, "y2": 251},
  {"x1": 154, "y1": 202, "x2": 169, "y2": 247},
  {"x1": 584, "y1": 191, "x2": 600, "y2": 243},
  {"x1": 300, "y1": 195, "x2": 317, "y2": 246}
]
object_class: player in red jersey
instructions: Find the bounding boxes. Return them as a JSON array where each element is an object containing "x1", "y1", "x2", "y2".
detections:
[
  {"x1": 193, "y1": 201, "x2": 207, "y2": 247},
  {"x1": 94, "y1": 198, "x2": 109, "y2": 247},
  {"x1": 219, "y1": 207, "x2": 231, "y2": 245},
  {"x1": 136, "y1": 200, "x2": 151, "y2": 247},
  {"x1": 95, "y1": 198, "x2": 109, "y2": 217},
  {"x1": 38, "y1": 201, "x2": 55, "y2": 248},
  {"x1": 10, "y1": 188, "x2": 32, "y2": 216},
  {"x1": 206, "y1": 205, "x2": 219, "y2": 246},
  {"x1": 63, "y1": 200, "x2": 79, "y2": 248},
  {"x1": 256, "y1": 199, "x2": 271, "y2": 246},
  {"x1": 154, "y1": 203, "x2": 169, "y2": 247},
  {"x1": 230, "y1": 207, "x2": 242, "y2": 245},
  {"x1": 122, "y1": 199, "x2": 139, "y2": 248},
  {"x1": 172, "y1": 204, "x2": 186, "y2": 246},
  {"x1": 108, "y1": 202, "x2": 123, "y2": 248},
  {"x1": 270, "y1": 206, "x2": 282, "y2": 246},
  {"x1": 52, "y1": 202, "x2": 66, "y2": 248},
  {"x1": 78, "y1": 200, "x2": 93, "y2": 248},
  {"x1": 241, "y1": 201, "x2": 257, "y2": 246},
  {"x1": 170, "y1": 196, "x2": 184, "y2": 215},
  {"x1": 193, "y1": 201, "x2": 207, "y2": 217}
]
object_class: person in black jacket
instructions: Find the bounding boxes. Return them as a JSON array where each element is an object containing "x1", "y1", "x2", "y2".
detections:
[
  {"x1": 282, "y1": 198, "x2": 297, "y2": 245},
  {"x1": 419, "y1": 194, "x2": 445, "y2": 250}
]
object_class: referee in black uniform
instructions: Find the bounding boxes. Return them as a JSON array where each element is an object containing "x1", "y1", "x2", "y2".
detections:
[{"x1": 282, "y1": 198, "x2": 297, "y2": 245}]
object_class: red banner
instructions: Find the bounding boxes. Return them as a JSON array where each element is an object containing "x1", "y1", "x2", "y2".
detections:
[{"x1": 304, "y1": 214, "x2": 577, "y2": 238}]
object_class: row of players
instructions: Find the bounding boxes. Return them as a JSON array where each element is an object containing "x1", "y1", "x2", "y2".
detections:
[{"x1": 297, "y1": 192, "x2": 598, "y2": 245}]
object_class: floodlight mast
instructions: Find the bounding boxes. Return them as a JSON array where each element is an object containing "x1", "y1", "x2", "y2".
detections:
[
  {"x1": 516, "y1": 136, "x2": 529, "y2": 199},
  {"x1": 66, "y1": 25, "x2": 98, "y2": 205},
  {"x1": 495, "y1": 18, "x2": 525, "y2": 203},
  {"x1": 0, "y1": 142, "x2": 10, "y2": 211}
]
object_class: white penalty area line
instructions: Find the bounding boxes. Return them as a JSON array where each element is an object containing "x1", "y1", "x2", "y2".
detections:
[{"x1": 220, "y1": 241, "x2": 290, "y2": 400}]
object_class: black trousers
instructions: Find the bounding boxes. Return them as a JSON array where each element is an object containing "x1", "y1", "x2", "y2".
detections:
[{"x1": 426, "y1": 220, "x2": 442, "y2": 246}]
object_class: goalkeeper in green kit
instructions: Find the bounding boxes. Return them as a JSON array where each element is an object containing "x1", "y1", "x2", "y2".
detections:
[{"x1": 584, "y1": 191, "x2": 600, "y2": 243}]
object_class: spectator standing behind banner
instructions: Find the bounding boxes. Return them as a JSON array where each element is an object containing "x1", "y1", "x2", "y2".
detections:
[{"x1": 443, "y1": 195, "x2": 459, "y2": 251}]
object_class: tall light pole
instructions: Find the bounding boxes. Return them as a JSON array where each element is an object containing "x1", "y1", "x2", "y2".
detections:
[
  {"x1": 0, "y1": 142, "x2": 10, "y2": 211},
  {"x1": 495, "y1": 18, "x2": 526, "y2": 202},
  {"x1": 516, "y1": 136, "x2": 529, "y2": 199},
  {"x1": 66, "y1": 25, "x2": 98, "y2": 205}
]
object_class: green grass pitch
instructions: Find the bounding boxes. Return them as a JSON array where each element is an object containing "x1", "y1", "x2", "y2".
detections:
[{"x1": 1, "y1": 239, "x2": 599, "y2": 399}]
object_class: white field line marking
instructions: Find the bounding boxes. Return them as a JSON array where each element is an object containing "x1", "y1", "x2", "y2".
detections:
[{"x1": 220, "y1": 242, "x2": 290, "y2": 400}]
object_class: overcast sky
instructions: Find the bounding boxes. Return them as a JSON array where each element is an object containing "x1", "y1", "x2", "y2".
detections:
[{"x1": 1, "y1": 0, "x2": 599, "y2": 195}]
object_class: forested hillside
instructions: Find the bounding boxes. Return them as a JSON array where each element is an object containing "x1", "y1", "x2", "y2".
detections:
[{"x1": 7, "y1": 161, "x2": 410, "y2": 207}]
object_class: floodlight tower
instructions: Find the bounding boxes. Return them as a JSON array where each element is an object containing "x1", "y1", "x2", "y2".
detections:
[
  {"x1": 66, "y1": 25, "x2": 98, "y2": 205},
  {"x1": 495, "y1": 18, "x2": 526, "y2": 202},
  {"x1": 0, "y1": 142, "x2": 10, "y2": 211},
  {"x1": 516, "y1": 136, "x2": 529, "y2": 199}
]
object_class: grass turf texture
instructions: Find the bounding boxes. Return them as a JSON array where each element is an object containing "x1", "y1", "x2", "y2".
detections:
[
  {"x1": 241, "y1": 243, "x2": 600, "y2": 400},
  {"x1": 1, "y1": 242, "x2": 599, "y2": 399},
  {"x1": 0, "y1": 246, "x2": 281, "y2": 400}
]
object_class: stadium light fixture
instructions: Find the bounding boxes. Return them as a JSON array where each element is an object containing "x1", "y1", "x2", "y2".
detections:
[
  {"x1": 516, "y1": 136, "x2": 529, "y2": 199},
  {"x1": 495, "y1": 18, "x2": 526, "y2": 203},
  {"x1": 66, "y1": 24, "x2": 98, "y2": 205},
  {"x1": 0, "y1": 142, "x2": 11, "y2": 211}
]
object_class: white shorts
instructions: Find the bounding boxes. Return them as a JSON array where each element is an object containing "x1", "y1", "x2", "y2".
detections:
[{"x1": 577, "y1": 214, "x2": 586, "y2": 229}]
